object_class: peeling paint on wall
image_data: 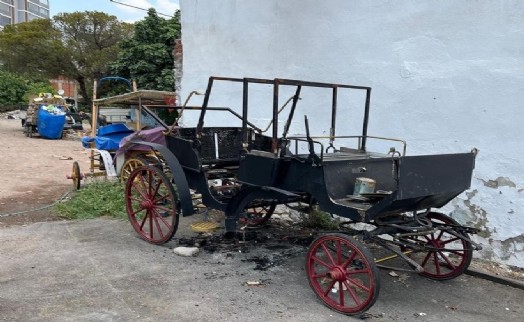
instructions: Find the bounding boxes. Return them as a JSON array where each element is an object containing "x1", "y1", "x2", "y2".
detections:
[{"x1": 481, "y1": 176, "x2": 517, "y2": 189}]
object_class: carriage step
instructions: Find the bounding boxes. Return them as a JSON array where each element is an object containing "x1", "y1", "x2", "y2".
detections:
[{"x1": 334, "y1": 198, "x2": 373, "y2": 211}]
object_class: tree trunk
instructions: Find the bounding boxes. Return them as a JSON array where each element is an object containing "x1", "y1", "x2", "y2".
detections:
[{"x1": 76, "y1": 76, "x2": 92, "y2": 108}]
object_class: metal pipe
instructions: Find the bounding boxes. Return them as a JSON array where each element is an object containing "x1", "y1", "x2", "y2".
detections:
[
  {"x1": 196, "y1": 77, "x2": 214, "y2": 138},
  {"x1": 282, "y1": 85, "x2": 301, "y2": 138},
  {"x1": 330, "y1": 86, "x2": 338, "y2": 146},
  {"x1": 272, "y1": 79, "x2": 279, "y2": 153},
  {"x1": 361, "y1": 88, "x2": 371, "y2": 151},
  {"x1": 242, "y1": 78, "x2": 249, "y2": 145}
]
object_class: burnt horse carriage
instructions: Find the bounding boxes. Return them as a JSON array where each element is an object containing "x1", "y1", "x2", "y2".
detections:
[{"x1": 125, "y1": 76, "x2": 481, "y2": 315}]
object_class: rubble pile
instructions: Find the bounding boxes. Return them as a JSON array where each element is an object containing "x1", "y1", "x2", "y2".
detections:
[{"x1": 1, "y1": 110, "x2": 23, "y2": 120}]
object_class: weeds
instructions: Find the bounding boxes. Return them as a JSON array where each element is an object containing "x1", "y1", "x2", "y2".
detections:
[
  {"x1": 55, "y1": 180, "x2": 127, "y2": 220},
  {"x1": 300, "y1": 206, "x2": 340, "y2": 230}
]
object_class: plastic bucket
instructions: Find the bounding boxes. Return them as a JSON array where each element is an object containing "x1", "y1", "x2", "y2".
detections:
[{"x1": 354, "y1": 177, "x2": 376, "y2": 195}]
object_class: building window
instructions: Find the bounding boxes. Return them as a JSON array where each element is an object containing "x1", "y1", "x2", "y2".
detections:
[
  {"x1": 17, "y1": 10, "x2": 25, "y2": 22},
  {"x1": 0, "y1": 14, "x2": 12, "y2": 25},
  {"x1": 27, "y1": 12, "x2": 41, "y2": 21},
  {"x1": 0, "y1": 3, "x2": 11, "y2": 16}
]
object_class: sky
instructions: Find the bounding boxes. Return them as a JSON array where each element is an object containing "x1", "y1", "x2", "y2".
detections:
[{"x1": 49, "y1": 0, "x2": 180, "y2": 22}]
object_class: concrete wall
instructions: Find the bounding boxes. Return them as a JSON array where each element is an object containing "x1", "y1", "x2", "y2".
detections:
[{"x1": 180, "y1": 0, "x2": 524, "y2": 267}]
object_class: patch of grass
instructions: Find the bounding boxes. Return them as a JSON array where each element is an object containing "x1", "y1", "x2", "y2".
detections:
[
  {"x1": 300, "y1": 206, "x2": 340, "y2": 230},
  {"x1": 55, "y1": 180, "x2": 127, "y2": 220}
]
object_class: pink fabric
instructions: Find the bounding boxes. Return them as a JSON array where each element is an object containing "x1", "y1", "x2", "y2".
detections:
[{"x1": 116, "y1": 127, "x2": 167, "y2": 157}]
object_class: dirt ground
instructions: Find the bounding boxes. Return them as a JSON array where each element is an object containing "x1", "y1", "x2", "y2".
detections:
[
  {"x1": 1, "y1": 116, "x2": 523, "y2": 283},
  {"x1": 0, "y1": 118, "x2": 90, "y2": 225}
]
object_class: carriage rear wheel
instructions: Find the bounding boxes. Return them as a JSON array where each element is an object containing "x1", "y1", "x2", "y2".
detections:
[
  {"x1": 240, "y1": 202, "x2": 276, "y2": 226},
  {"x1": 408, "y1": 212, "x2": 473, "y2": 280},
  {"x1": 125, "y1": 165, "x2": 179, "y2": 245},
  {"x1": 306, "y1": 233, "x2": 380, "y2": 315}
]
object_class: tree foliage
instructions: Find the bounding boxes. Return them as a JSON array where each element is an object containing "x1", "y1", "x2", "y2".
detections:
[
  {"x1": 0, "y1": 70, "x2": 27, "y2": 105},
  {"x1": 0, "y1": 70, "x2": 54, "y2": 106},
  {"x1": 0, "y1": 12, "x2": 132, "y2": 106},
  {"x1": 111, "y1": 9, "x2": 181, "y2": 91}
]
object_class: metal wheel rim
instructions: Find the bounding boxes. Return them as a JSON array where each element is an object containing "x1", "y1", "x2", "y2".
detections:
[
  {"x1": 125, "y1": 165, "x2": 179, "y2": 244},
  {"x1": 306, "y1": 234, "x2": 379, "y2": 315},
  {"x1": 408, "y1": 212, "x2": 472, "y2": 280}
]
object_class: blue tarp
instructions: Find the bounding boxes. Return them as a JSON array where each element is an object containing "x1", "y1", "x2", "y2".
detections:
[{"x1": 81, "y1": 124, "x2": 134, "y2": 150}]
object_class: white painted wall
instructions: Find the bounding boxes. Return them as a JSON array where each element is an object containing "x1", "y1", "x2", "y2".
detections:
[{"x1": 180, "y1": 0, "x2": 524, "y2": 267}]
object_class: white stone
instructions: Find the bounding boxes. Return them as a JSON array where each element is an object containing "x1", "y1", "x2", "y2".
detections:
[{"x1": 173, "y1": 246, "x2": 200, "y2": 257}]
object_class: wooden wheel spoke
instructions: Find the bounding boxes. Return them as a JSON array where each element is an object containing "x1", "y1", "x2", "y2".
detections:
[
  {"x1": 421, "y1": 251, "x2": 433, "y2": 267},
  {"x1": 152, "y1": 213, "x2": 165, "y2": 239},
  {"x1": 153, "y1": 194, "x2": 170, "y2": 205},
  {"x1": 336, "y1": 240, "x2": 342, "y2": 264},
  {"x1": 437, "y1": 251, "x2": 456, "y2": 269},
  {"x1": 339, "y1": 281, "x2": 345, "y2": 307},
  {"x1": 436, "y1": 229, "x2": 445, "y2": 241},
  {"x1": 312, "y1": 272, "x2": 329, "y2": 279},
  {"x1": 346, "y1": 277, "x2": 371, "y2": 293},
  {"x1": 346, "y1": 268, "x2": 369, "y2": 275},
  {"x1": 433, "y1": 252, "x2": 441, "y2": 275},
  {"x1": 311, "y1": 255, "x2": 333, "y2": 269},
  {"x1": 152, "y1": 178, "x2": 163, "y2": 199},
  {"x1": 321, "y1": 242, "x2": 337, "y2": 266},
  {"x1": 129, "y1": 206, "x2": 146, "y2": 217},
  {"x1": 154, "y1": 205, "x2": 174, "y2": 214},
  {"x1": 341, "y1": 251, "x2": 357, "y2": 269},
  {"x1": 441, "y1": 237, "x2": 460, "y2": 245},
  {"x1": 153, "y1": 209, "x2": 171, "y2": 228},
  {"x1": 139, "y1": 210, "x2": 149, "y2": 230},
  {"x1": 323, "y1": 279, "x2": 337, "y2": 297},
  {"x1": 131, "y1": 182, "x2": 148, "y2": 200},
  {"x1": 343, "y1": 280, "x2": 362, "y2": 306}
]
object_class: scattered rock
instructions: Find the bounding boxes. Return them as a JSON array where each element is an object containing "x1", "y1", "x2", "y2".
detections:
[
  {"x1": 245, "y1": 280, "x2": 264, "y2": 286},
  {"x1": 173, "y1": 246, "x2": 200, "y2": 257}
]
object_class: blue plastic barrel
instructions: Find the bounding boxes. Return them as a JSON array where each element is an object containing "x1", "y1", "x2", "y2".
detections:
[{"x1": 37, "y1": 106, "x2": 66, "y2": 139}]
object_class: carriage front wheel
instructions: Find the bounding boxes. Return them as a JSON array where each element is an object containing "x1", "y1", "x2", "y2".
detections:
[
  {"x1": 306, "y1": 233, "x2": 380, "y2": 315},
  {"x1": 125, "y1": 165, "x2": 179, "y2": 245},
  {"x1": 407, "y1": 212, "x2": 473, "y2": 280}
]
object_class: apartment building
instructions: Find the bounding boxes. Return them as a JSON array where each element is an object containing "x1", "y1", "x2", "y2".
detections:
[{"x1": 0, "y1": 0, "x2": 50, "y2": 29}]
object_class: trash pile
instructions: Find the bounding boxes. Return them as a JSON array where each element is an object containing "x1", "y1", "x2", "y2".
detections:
[
  {"x1": 1, "y1": 110, "x2": 23, "y2": 120},
  {"x1": 41, "y1": 104, "x2": 66, "y2": 115}
]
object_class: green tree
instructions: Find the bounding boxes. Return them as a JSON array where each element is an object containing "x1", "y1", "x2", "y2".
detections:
[
  {"x1": 111, "y1": 9, "x2": 181, "y2": 91},
  {"x1": 22, "y1": 80, "x2": 55, "y2": 102},
  {"x1": 0, "y1": 70, "x2": 27, "y2": 106},
  {"x1": 0, "y1": 12, "x2": 133, "y2": 107}
]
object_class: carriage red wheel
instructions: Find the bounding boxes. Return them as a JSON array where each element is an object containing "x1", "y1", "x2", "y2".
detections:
[
  {"x1": 125, "y1": 165, "x2": 179, "y2": 245},
  {"x1": 409, "y1": 212, "x2": 473, "y2": 280},
  {"x1": 240, "y1": 202, "x2": 276, "y2": 226},
  {"x1": 306, "y1": 233, "x2": 380, "y2": 315}
]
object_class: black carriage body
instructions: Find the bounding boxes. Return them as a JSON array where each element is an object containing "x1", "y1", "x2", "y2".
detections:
[
  {"x1": 153, "y1": 76, "x2": 476, "y2": 226},
  {"x1": 237, "y1": 150, "x2": 475, "y2": 222}
]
